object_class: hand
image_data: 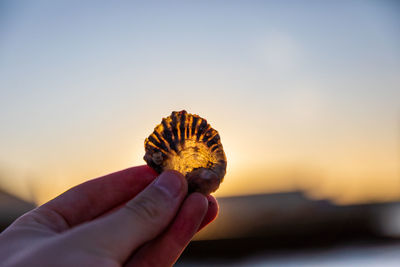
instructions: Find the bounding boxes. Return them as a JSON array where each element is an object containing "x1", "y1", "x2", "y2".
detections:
[{"x1": 0, "y1": 166, "x2": 218, "y2": 266}]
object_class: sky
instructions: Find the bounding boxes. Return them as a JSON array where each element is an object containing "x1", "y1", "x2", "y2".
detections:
[{"x1": 0, "y1": 1, "x2": 399, "y2": 205}]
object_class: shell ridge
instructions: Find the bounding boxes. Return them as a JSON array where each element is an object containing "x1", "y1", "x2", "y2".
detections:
[
  {"x1": 148, "y1": 134, "x2": 168, "y2": 153},
  {"x1": 179, "y1": 111, "x2": 187, "y2": 145},
  {"x1": 146, "y1": 141, "x2": 168, "y2": 155},
  {"x1": 200, "y1": 126, "x2": 214, "y2": 142},
  {"x1": 196, "y1": 119, "x2": 208, "y2": 141},
  {"x1": 206, "y1": 134, "x2": 220, "y2": 148},
  {"x1": 191, "y1": 116, "x2": 199, "y2": 139},
  {"x1": 170, "y1": 112, "x2": 179, "y2": 149},
  {"x1": 154, "y1": 130, "x2": 171, "y2": 152},
  {"x1": 161, "y1": 118, "x2": 178, "y2": 152}
]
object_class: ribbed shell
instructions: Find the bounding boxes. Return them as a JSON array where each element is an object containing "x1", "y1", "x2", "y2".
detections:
[{"x1": 144, "y1": 110, "x2": 227, "y2": 194}]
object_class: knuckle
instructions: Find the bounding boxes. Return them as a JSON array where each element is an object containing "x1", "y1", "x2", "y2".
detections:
[
  {"x1": 124, "y1": 190, "x2": 168, "y2": 223},
  {"x1": 133, "y1": 195, "x2": 160, "y2": 219}
]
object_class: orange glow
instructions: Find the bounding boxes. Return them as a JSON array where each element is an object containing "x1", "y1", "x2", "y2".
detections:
[{"x1": 0, "y1": 1, "x2": 399, "y2": 207}]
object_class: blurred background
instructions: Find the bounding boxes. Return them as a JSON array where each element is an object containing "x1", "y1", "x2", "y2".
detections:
[{"x1": 1, "y1": 0, "x2": 399, "y2": 265}]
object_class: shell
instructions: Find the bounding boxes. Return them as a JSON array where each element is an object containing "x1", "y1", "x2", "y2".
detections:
[{"x1": 144, "y1": 110, "x2": 227, "y2": 195}]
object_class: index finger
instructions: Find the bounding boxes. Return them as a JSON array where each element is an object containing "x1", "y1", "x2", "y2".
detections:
[{"x1": 37, "y1": 165, "x2": 158, "y2": 230}]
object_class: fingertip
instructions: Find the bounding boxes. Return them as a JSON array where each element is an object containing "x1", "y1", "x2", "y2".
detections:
[
  {"x1": 198, "y1": 195, "x2": 219, "y2": 231},
  {"x1": 110, "y1": 165, "x2": 158, "y2": 190},
  {"x1": 165, "y1": 192, "x2": 208, "y2": 236},
  {"x1": 162, "y1": 170, "x2": 187, "y2": 185},
  {"x1": 154, "y1": 170, "x2": 188, "y2": 197},
  {"x1": 138, "y1": 165, "x2": 159, "y2": 176},
  {"x1": 189, "y1": 192, "x2": 209, "y2": 216},
  {"x1": 163, "y1": 170, "x2": 187, "y2": 186},
  {"x1": 129, "y1": 165, "x2": 159, "y2": 182},
  {"x1": 206, "y1": 195, "x2": 219, "y2": 215},
  {"x1": 124, "y1": 192, "x2": 210, "y2": 266}
]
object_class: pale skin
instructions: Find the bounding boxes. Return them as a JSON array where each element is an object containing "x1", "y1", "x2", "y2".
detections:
[{"x1": 0, "y1": 166, "x2": 218, "y2": 266}]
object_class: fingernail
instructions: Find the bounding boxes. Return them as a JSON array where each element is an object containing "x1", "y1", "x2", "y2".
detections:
[{"x1": 154, "y1": 171, "x2": 183, "y2": 197}]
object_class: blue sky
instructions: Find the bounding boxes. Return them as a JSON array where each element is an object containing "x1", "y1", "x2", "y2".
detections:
[{"x1": 0, "y1": 1, "x2": 399, "y2": 204}]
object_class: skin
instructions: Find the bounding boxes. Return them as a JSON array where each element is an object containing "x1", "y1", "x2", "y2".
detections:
[{"x1": 0, "y1": 165, "x2": 218, "y2": 267}]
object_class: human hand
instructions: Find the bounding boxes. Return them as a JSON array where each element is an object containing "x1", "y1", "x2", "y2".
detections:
[{"x1": 0, "y1": 166, "x2": 218, "y2": 266}]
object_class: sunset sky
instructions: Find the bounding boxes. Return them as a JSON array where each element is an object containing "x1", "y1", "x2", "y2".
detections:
[{"x1": 1, "y1": 1, "x2": 399, "y2": 205}]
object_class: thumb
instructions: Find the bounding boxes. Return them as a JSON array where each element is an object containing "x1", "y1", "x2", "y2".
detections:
[{"x1": 65, "y1": 170, "x2": 187, "y2": 262}]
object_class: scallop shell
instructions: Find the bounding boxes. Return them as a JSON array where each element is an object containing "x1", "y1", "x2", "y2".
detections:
[{"x1": 144, "y1": 110, "x2": 227, "y2": 195}]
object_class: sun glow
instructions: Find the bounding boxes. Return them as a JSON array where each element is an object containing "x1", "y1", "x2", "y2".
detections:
[{"x1": 0, "y1": 1, "x2": 399, "y2": 206}]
